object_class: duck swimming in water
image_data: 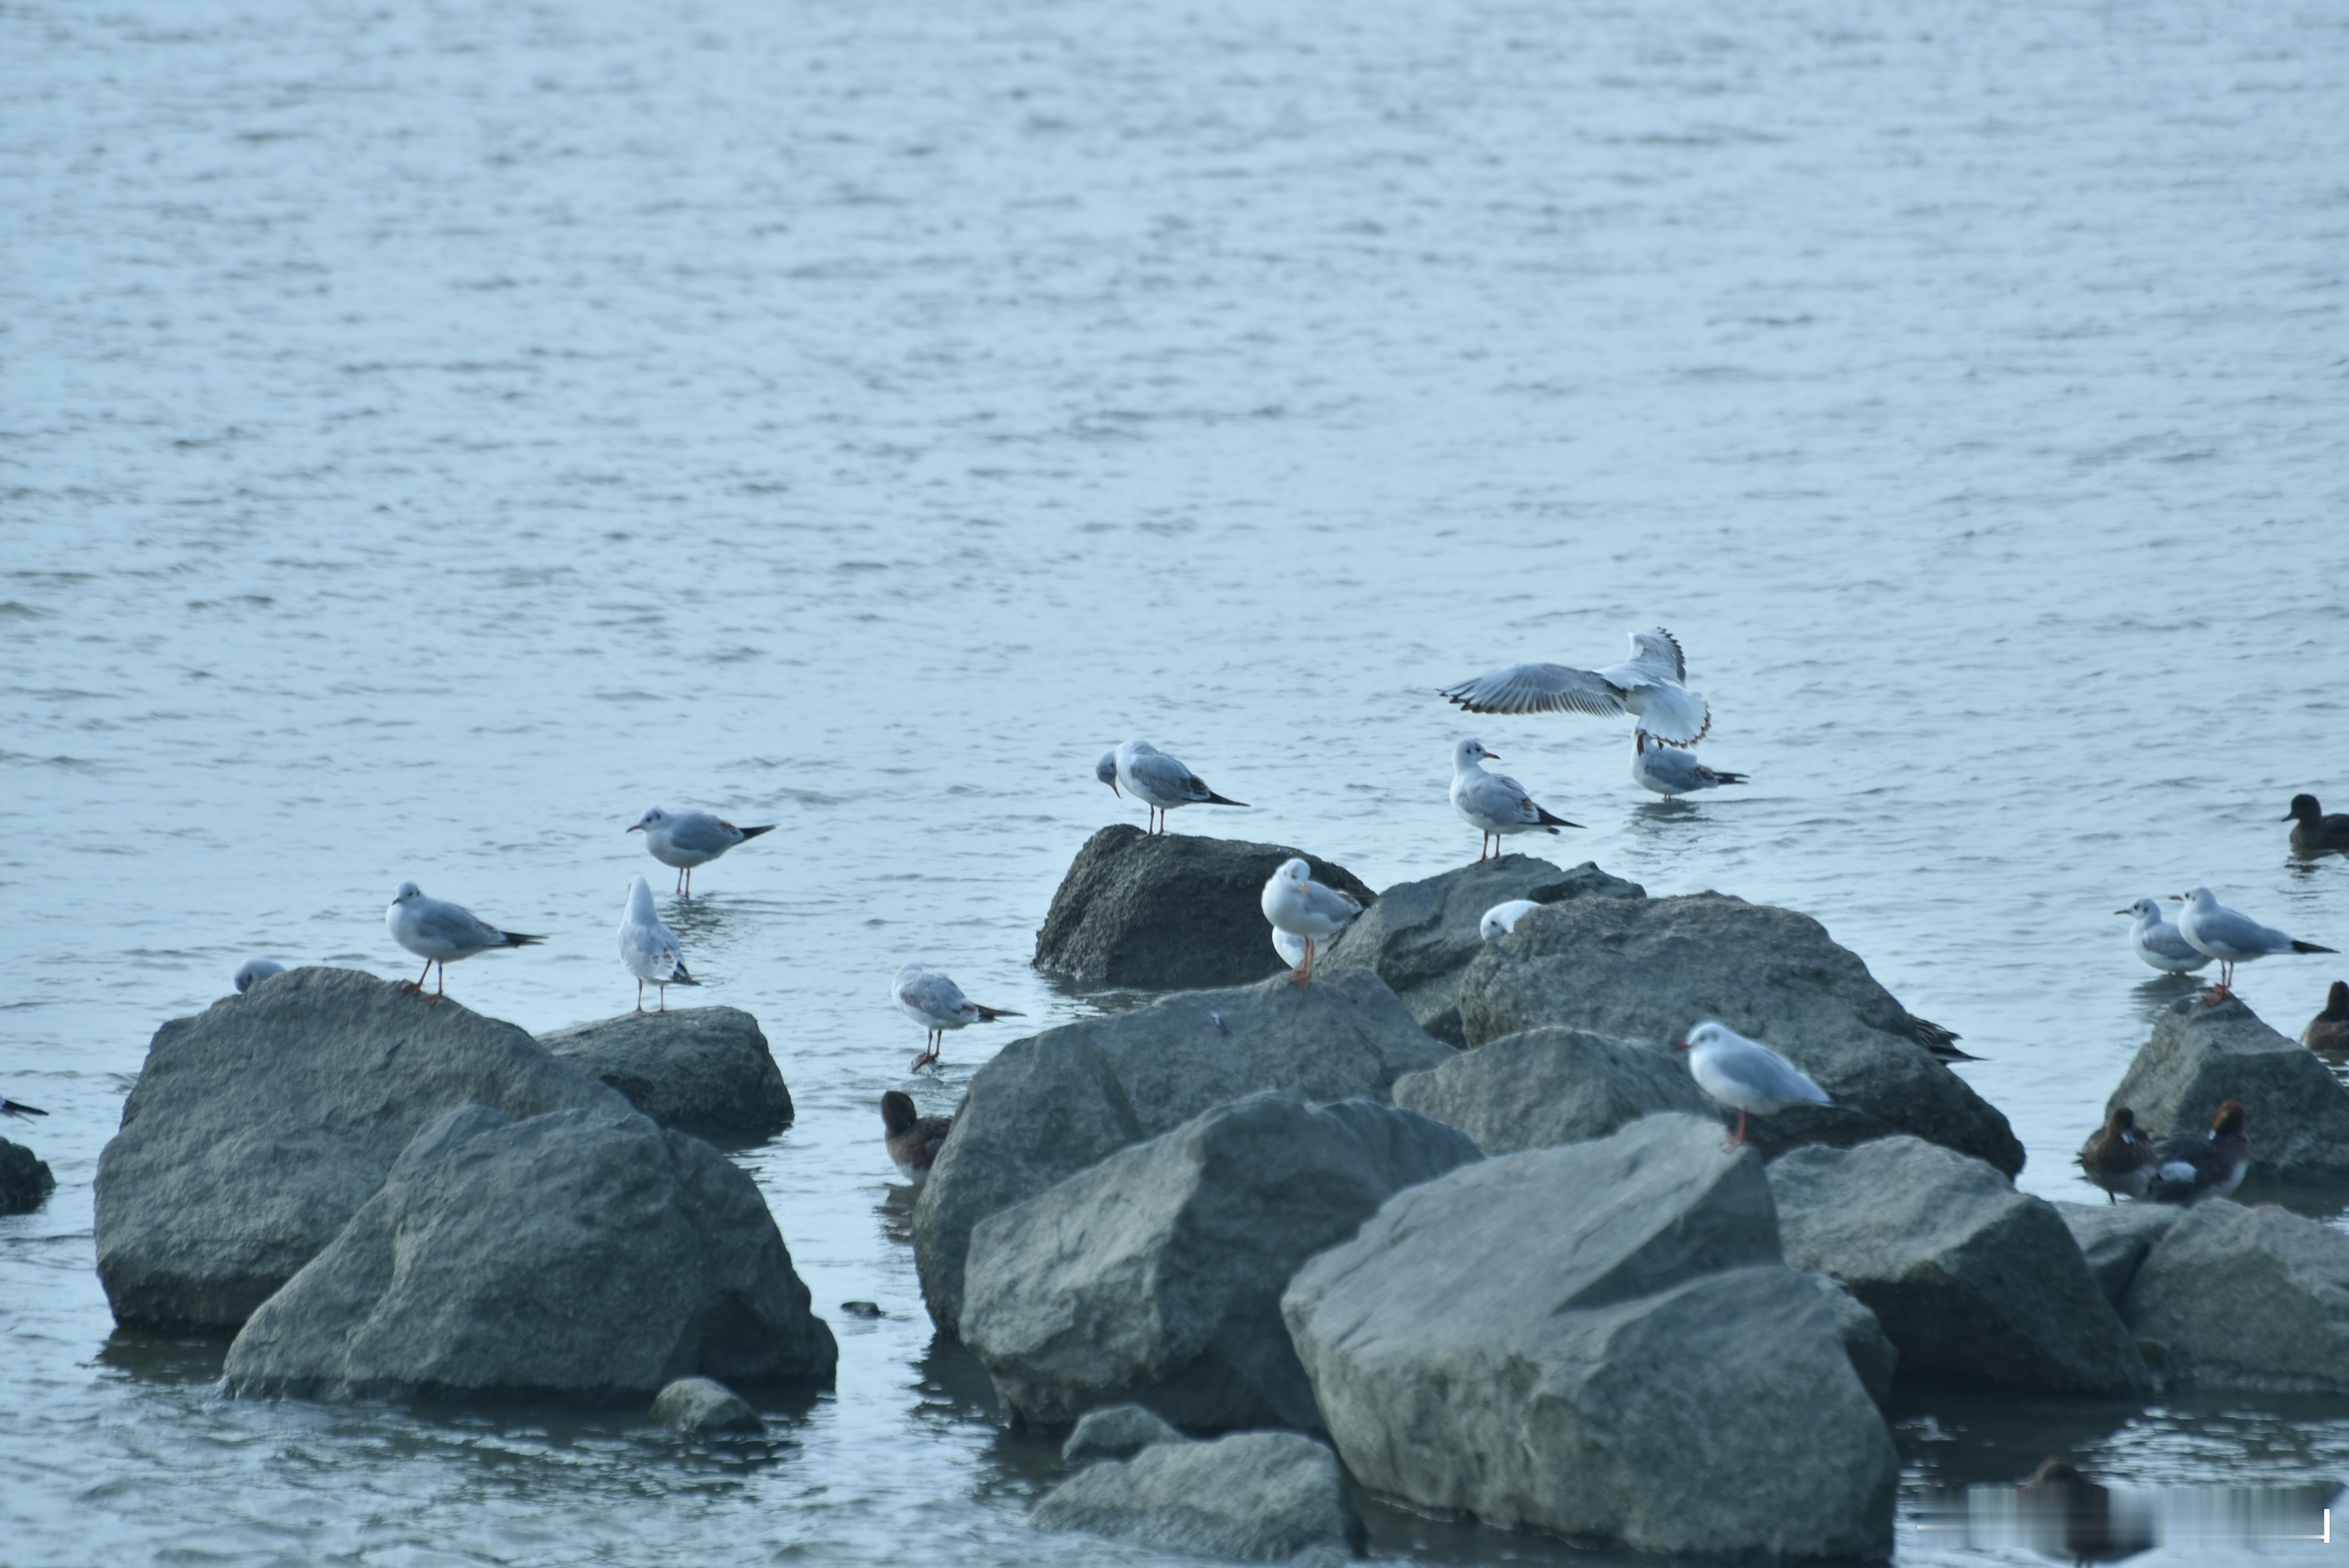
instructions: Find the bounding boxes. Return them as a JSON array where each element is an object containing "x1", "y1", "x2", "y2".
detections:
[
  {"x1": 2303, "y1": 981, "x2": 2349, "y2": 1052},
  {"x1": 2285, "y1": 794, "x2": 2349, "y2": 856}
]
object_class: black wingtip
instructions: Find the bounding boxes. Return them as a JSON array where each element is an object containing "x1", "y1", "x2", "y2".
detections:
[
  {"x1": 671, "y1": 966, "x2": 701, "y2": 986},
  {"x1": 2296, "y1": 941, "x2": 2340, "y2": 955},
  {"x1": 1206, "y1": 793, "x2": 1249, "y2": 808},
  {"x1": 504, "y1": 932, "x2": 545, "y2": 948},
  {"x1": 738, "y1": 825, "x2": 777, "y2": 840},
  {"x1": 975, "y1": 1005, "x2": 1026, "y2": 1021},
  {"x1": 1716, "y1": 771, "x2": 1750, "y2": 785}
]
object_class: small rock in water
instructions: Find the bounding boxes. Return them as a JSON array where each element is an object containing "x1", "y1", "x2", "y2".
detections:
[
  {"x1": 1032, "y1": 1429, "x2": 1361, "y2": 1566},
  {"x1": 651, "y1": 1376, "x2": 763, "y2": 1435},
  {"x1": 839, "y1": 1300, "x2": 885, "y2": 1319},
  {"x1": 1, "y1": 1137, "x2": 57, "y2": 1215},
  {"x1": 1063, "y1": 1404, "x2": 1183, "y2": 1466},
  {"x1": 2123, "y1": 1198, "x2": 2349, "y2": 1388}
]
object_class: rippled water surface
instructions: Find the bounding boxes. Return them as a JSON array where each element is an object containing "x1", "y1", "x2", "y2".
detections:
[{"x1": 5, "y1": 0, "x2": 2349, "y2": 1561}]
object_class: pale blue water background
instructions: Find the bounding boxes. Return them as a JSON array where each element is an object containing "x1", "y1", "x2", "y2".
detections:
[{"x1": 4, "y1": 0, "x2": 2348, "y2": 1561}]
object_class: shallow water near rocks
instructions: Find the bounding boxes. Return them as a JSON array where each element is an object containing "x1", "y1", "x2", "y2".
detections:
[{"x1": 4, "y1": 0, "x2": 2348, "y2": 1561}]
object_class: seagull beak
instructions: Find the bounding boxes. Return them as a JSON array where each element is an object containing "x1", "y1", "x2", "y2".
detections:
[
  {"x1": 1671, "y1": 1038, "x2": 1689, "y2": 1052},
  {"x1": 1110, "y1": 781, "x2": 1121, "y2": 796},
  {"x1": 2114, "y1": 908, "x2": 2133, "y2": 916},
  {"x1": 626, "y1": 824, "x2": 643, "y2": 833}
]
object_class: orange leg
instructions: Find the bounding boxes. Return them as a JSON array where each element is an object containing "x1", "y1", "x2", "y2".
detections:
[{"x1": 1725, "y1": 1108, "x2": 1748, "y2": 1149}]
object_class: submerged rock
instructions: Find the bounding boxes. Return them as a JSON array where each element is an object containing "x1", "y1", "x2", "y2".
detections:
[
  {"x1": 1, "y1": 1137, "x2": 55, "y2": 1215},
  {"x1": 2124, "y1": 1199, "x2": 2349, "y2": 1388},
  {"x1": 2106, "y1": 997, "x2": 2349, "y2": 1186},
  {"x1": 651, "y1": 1376, "x2": 763, "y2": 1434},
  {"x1": 1064, "y1": 1403, "x2": 1185, "y2": 1465},
  {"x1": 1032, "y1": 1429, "x2": 1362, "y2": 1566},
  {"x1": 1456, "y1": 893, "x2": 2021, "y2": 1173},
  {"x1": 913, "y1": 968, "x2": 1446, "y2": 1333},
  {"x1": 538, "y1": 1006, "x2": 793, "y2": 1146},
  {"x1": 96, "y1": 966, "x2": 627, "y2": 1331},
  {"x1": 1391, "y1": 1026, "x2": 1710, "y2": 1154},
  {"x1": 1318, "y1": 856, "x2": 1642, "y2": 1045},
  {"x1": 2053, "y1": 1201, "x2": 2181, "y2": 1308},
  {"x1": 962, "y1": 1092, "x2": 1479, "y2": 1430},
  {"x1": 1033, "y1": 825, "x2": 1373, "y2": 991},
  {"x1": 221, "y1": 1103, "x2": 837, "y2": 1399}
]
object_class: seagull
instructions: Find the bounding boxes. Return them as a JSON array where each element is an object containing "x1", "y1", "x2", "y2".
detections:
[
  {"x1": 1450, "y1": 739, "x2": 1581, "y2": 861},
  {"x1": 2075, "y1": 1107, "x2": 2157, "y2": 1203},
  {"x1": 1479, "y1": 899, "x2": 1542, "y2": 941},
  {"x1": 1273, "y1": 927, "x2": 1309, "y2": 969},
  {"x1": 1103, "y1": 738, "x2": 1248, "y2": 835},
  {"x1": 627, "y1": 807, "x2": 775, "y2": 897},
  {"x1": 2, "y1": 1096, "x2": 47, "y2": 1120},
  {"x1": 1631, "y1": 729, "x2": 1748, "y2": 800},
  {"x1": 2285, "y1": 794, "x2": 2349, "y2": 855},
  {"x1": 2116, "y1": 897, "x2": 2211, "y2": 975},
  {"x1": 1261, "y1": 857, "x2": 1364, "y2": 988},
  {"x1": 619, "y1": 874, "x2": 699, "y2": 1012},
  {"x1": 881, "y1": 1090, "x2": 953, "y2": 1183},
  {"x1": 385, "y1": 882, "x2": 542, "y2": 1002},
  {"x1": 233, "y1": 957, "x2": 287, "y2": 994},
  {"x1": 2171, "y1": 887, "x2": 2336, "y2": 1003},
  {"x1": 1442, "y1": 627, "x2": 1711, "y2": 747},
  {"x1": 1674, "y1": 1020, "x2": 1832, "y2": 1148},
  {"x1": 894, "y1": 964, "x2": 1022, "y2": 1073},
  {"x1": 2305, "y1": 981, "x2": 2349, "y2": 1052},
  {"x1": 2146, "y1": 1099, "x2": 2249, "y2": 1204}
]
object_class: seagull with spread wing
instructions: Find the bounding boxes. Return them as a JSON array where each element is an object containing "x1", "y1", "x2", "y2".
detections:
[{"x1": 1441, "y1": 627, "x2": 1711, "y2": 747}]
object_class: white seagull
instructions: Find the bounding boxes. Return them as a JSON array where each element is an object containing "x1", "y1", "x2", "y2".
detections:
[
  {"x1": 2116, "y1": 897, "x2": 2210, "y2": 975},
  {"x1": 1675, "y1": 1020, "x2": 1832, "y2": 1148},
  {"x1": 233, "y1": 957, "x2": 287, "y2": 993},
  {"x1": 1261, "y1": 857, "x2": 1363, "y2": 988},
  {"x1": 2172, "y1": 887, "x2": 2336, "y2": 1003},
  {"x1": 385, "y1": 882, "x2": 542, "y2": 1002},
  {"x1": 894, "y1": 964, "x2": 1023, "y2": 1073},
  {"x1": 1442, "y1": 627, "x2": 1711, "y2": 747},
  {"x1": 1099, "y1": 738, "x2": 1248, "y2": 835},
  {"x1": 619, "y1": 874, "x2": 699, "y2": 1012},
  {"x1": 627, "y1": 807, "x2": 775, "y2": 897},
  {"x1": 1632, "y1": 730, "x2": 1748, "y2": 800},
  {"x1": 1450, "y1": 739, "x2": 1581, "y2": 861},
  {"x1": 1479, "y1": 899, "x2": 1542, "y2": 941}
]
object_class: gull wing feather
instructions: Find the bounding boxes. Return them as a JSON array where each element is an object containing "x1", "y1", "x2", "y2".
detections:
[
  {"x1": 1605, "y1": 627, "x2": 1688, "y2": 687},
  {"x1": 1126, "y1": 747, "x2": 1216, "y2": 804},
  {"x1": 1302, "y1": 878, "x2": 1364, "y2": 923},
  {"x1": 1442, "y1": 662, "x2": 1627, "y2": 718},
  {"x1": 900, "y1": 969, "x2": 973, "y2": 1017},
  {"x1": 1626, "y1": 682, "x2": 1710, "y2": 745},
  {"x1": 666, "y1": 812, "x2": 740, "y2": 855},
  {"x1": 415, "y1": 898, "x2": 506, "y2": 950}
]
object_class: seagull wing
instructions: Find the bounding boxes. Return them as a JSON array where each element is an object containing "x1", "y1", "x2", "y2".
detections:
[
  {"x1": 1441, "y1": 662, "x2": 1627, "y2": 718},
  {"x1": 1604, "y1": 627, "x2": 1688, "y2": 687},
  {"x1": 1303, "y1": 878, "x2": 1365, "y2": 923},
  {"x1": 414, "y1": 898, "x2": 506, "y2": 950},
  {"x1": 901, "y1": 969, "x2": 973, "y2": 1018},
  {"x1": 1126, "y1": 747, "x2": 1217, "y2": 804},
  {"x1": 667, "y1": 812, "x2": 740, "y2": 855},
  {"x1": 1625, "y1": 682, "x2": 1710, "y2": 745}
]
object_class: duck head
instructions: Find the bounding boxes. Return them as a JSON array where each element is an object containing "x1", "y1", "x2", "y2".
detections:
[
  {"x1": 2211, "y1": 1099, "x2": 2248, "y2": 1137},
  {"x1": 2285, "y1": 794, "x2": 2324, "y2": 823},
  {"x1": 881, "y1": 1090, "x2": 920, "y2": 1135}
]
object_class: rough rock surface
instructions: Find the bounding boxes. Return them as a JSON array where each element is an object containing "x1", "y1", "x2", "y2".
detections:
[
  {"x1": 2106, "y1": 997, "x2": 2349, "y2": 1185},
  {"x1": 1456, "y1": 892, "x2": 2022, "y2": 1173},
  {"x1": 1032, "y1": 1429, "x2": 1362, "y2": 1566},
  {"x1": 1033, "y1": 825, "x2": 1374, "y2": 991},
  {"x1": 962, "y1": 1092, "x2": 1479, "y2": 1430},
  {"x1": 1064, "y1": 1403, "x2": 1183, "y2": 1465},
  {"x1": 2124, "y1": 1199, "x2": 2349, "y2": 1388},
  {"x1": 1769, "y1": 1138, "x2": 2148, "y2": 1393},
  {"x1": 221, "y1": 1104, "x2": 837, "y2": 1399},
  {"x1": 1283, "y1": 1114, "x2": 1896, "y2": 1559},
  {"x1": 651, "y1": 1376, "x2": 763, "y2": 1434},
  {"x1": 1799, "y1": 1269, "x2": 1901, "y2": 1406},
  {"x1": 2054, "y1": 1201, "x2": 2181, "y2": 1308},
  {"x1": 96, "y1": 966, "x2": 629, "y2": 1331},
  {"x1": 1, "y1": 1137, "x2": 56, "y2": 1215},
  {"x1": 538, "y1": 1006, "x2": 793, "y2": 1146},
  {"x1": 1318, "y1": 857, "x2": 1643, "y2": 1045},
  {"x1": 913, "y1": 967, "x2": 1447, "y2": 1333},
  {"x1": 1392, "y1": 1026, "x2": 1709, "y2": 1154}
]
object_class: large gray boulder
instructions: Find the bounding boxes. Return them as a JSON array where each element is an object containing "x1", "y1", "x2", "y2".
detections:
[
  {"x1": 962, "y1": 1092, "x2": 1479, "y2": 1430},
  {"x1": 1392, "y1": 1026, "x2": 1710, "y2": 1155},
  {"x1": 1283, "y1": 1114, "x2": 1896, "y2": 1559},
  {"x1": 1768, "y1": 1138, "x2": 2148, "y2": 1394},
  {"x1": 913, "y1": 968, "x2": 1447, "y2": 1333},
  {"x1": 96, "y1": 966, "x2": 628, "y2": 1331},
  {"x1": 2106, "y1": 997, "x2": 2349, "y2": 1185},
  {"x1": 1032, "y1": 1429, "x2": 1362, "y2": 1566},
  {"x1": 1, "y1": 1137, "x2": 55, "y2": 1215},
  {"x1": 222, "y1": 1103, "x2": 836, "y2": 1399},
  {"x1": 2053, "y1": 1201, "x2": 2181, "y2": 1308},
  {"x1": 1319, "y1": 856, "x2": 1642, "y2": 1045},
  {"x1": 537, "y1": 1006, "x2": 793, "y2": 1146},
  {"x1": 1457, "y1": 893, "x2": 2022, "y2": 1174},
  {"x1": 1033, "y1": 825, "x2": 1374, "y2": 990},
  {"x1": 2124, "y1": 1199, "x2": 2349, "y2": 1388}
]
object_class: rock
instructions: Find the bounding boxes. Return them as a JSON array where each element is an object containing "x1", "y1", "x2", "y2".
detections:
[
  {"x1": 2053, "y1": 1201, "x2": 2181, "y2": 1308},
  {"x1": 962, "y1": 1092, "x2": 1480, "y2": 1430},
  {"x1": 1064, "y1": 1403, "x2": 1184, "y2": 1465},
  {"x1": 221, "y1": 1103, "x2": 837, "y2": 1399},
  {"x1": 1318, "y1": 857, "x2": 1643, "y2": 1045},
  {"x1": 1768, "y1": 1137, "x2": 2149, "y2": 1394},
  {"x1": 2123, "y1": 1199, "x2": 2349, "y2": 1388},
  {"x1": 1, "y1": 1137, "x2": 56, "y2": 1215},
  {"x1": 96, "y1": 966, "x2": 629, "y2": 1331},
  {"x1": 1033, "y1": 825, "x2": 1374, "y2": 991},
  {"x1": 1282, "y1": 1114, "x2": 1895, "y2": 1559},
  {"x1": 1798, "y1": 1269, "x2": 1900, "y2": 1405},
  {"x1": 537, "y1": 1006, "x2": 793, "y2": 1146},
  {"x1": 651, "y1": 1376, "x2": 763, "y2": 1434},
  {"x1": 1392, "y1": 1026, "x2": 1710, "y2": 1154},
  {"x1": 1032, "y1": 1429, "x2": 1362, "y2": 1566},
  {"x1": 1456, "y1": 892, "x2": 2022, "y2": 1174},
  {"x1": 913, "y1": 967, "x2": 1447, "y2": 1333},
  {"x1": 2106, "y1": 997, "x2": 2349, "y2": 1185}
]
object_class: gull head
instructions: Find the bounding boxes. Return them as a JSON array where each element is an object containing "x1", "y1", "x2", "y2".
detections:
[
  {"x1": 391, "y1": 881, "x2": 422, "y2": 906},
  {"x1": 1095, "y1": 750, "x2": 1119, "y2": 793},
  {"x1": 628, "y1": 807, "x2": 667, "y2": 834},
  {"x1": 2117, "y1": 897, "x2": 2159, "y2": 920},
  {"x1": 1454, "y1": 738, "x2": 1497, "y2": 769},
  {"x1": 2286, "y1": 794, "x2": 2322, "y2": 823},
  {"x1": 1274, "y1": 857, "x2": 1312, "y2": 887},
  {"x1": 1676, "y1": 1019, "x2": 1734, "y2": 1053},
  {"x1": 2172, "y1": 887, "x2": 2216, "y2": 909}
]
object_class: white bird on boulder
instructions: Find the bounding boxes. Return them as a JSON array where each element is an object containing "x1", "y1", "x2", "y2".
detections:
[
  {"x1": 894, "y1": 964, "x2": 1023, "y2": 1073},
  {"x1": 2172, "y1": 887, "x2": 2336, "y2": 1003},
  {"x1": 1449, "y1": 739, "x2": 1580, "y2": 862},
  {"x1": 1674, "y1": 1020, "x2": 1832, "y2": 1148},
  {"x1": 627, "y1": 807, "x2": 775, "y2": 897},
  {"x1": 233, "y1": 957, "x2": 287, "y2": 994},
  {"x1": 1479, "y1": 899, "x2": 1541, "y2": 941},
  {"x1": 1102, "y1": 738, "x2": 1248, "y2": 836},
  {"x1": 1442, "y1": 627, "x2": 1711, "y2": 747},
  {"x1": 619, "y1": 874, "x2": 699, "y2": 1012},
  {"x1": 2116, "y1": 897, "x2": 2209, "y2": 975},
  {"x1": 1261, "y1": 857, "x2": 1363, "y2": 988},
  {"x1": 386, "y1": 882, "x2": 542, "y2": 1003}
]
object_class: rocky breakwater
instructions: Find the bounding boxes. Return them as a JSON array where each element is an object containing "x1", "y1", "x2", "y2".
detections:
[
  {"x1": 1283, "y1": 1113, "x2": 1898, "y2": 1560},
  {"x1": 96, "y1": 966, "x2": 629, "y2": 1330},
  {"x1": 1317, "y1": 855, "x2": 1641, "y2": 1046},
  {"x1": 1457, "y1": 892, "x2": 2023, "y2": 1172},
  {"x1": 961, "y1": 1091, "x2": 1479, "y2": 1430},
  {"x1": 1392, "y1": 1026, "x2": 1711, "y2": 1154},
  {"x1": 222, "y1": 1102, "x2": 836, "y2": 1399},
  {"x1": 2107, "y1": 996, "x2": 2349, "y2": 1187},
  {"x1": 912, "y1": 967, "x2": 1448, "y2": 1334},
  {"x1": 1033, "y1": 825, "x2": 1373, "y2": 990},
  {"x1": 538, "y1": 1005, "x2": 794, "y2": 1146},
  {"x1": 2122, "y1": 1200, "x2": 2349, "y2": 1388}
]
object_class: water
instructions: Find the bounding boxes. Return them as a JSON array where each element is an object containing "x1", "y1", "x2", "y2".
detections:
[{"x1": 4, "y1": 0, "x2": 2348, "y2": 1560}]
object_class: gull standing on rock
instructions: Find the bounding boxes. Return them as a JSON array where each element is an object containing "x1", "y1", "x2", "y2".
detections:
[
  {"x1": 1442, "y1": 627, "x2": 1711, "y2": 747},
  {"x1": 1261, "y1": 857, "x2": 1363, "y2": 988},
  {"x1": 881, "y1": 1090, "x2": 953, "y2": 1183},
  {"x1": 386, "y1": 882, "x2": 542, "y2": 1003},
  {"x1": 619, "y1": 874, "x2": 699, "y2": 1012},
  {"x1": 233, "y1": 957, "x2": 287, "y2": 993},
  {"x1": 1101, "y1": 739, "x2": 1248, "y2": 836},
  {"x1": 1674, "y1": 1021, "x2": 1832, "y2": 1148},
  {"x1": 2117, "y1": 897, "x2": 2211, "y2": 975},
  {"x1": 627, "y1": 807, "x2": 775, "y2": 897},
  {"x1": 1631, "y1": 730, "x2": 1748, "y2": 800},
  {"x1": 2172, "y1": 887, "x2": 2336, "y2": 1003},
  {"x1": 894, "y1": 964, "x2": 1023, "y2": 1073},
  {"x1": 1450, "y1": 739, "x2": 1581, "y2": 862}
]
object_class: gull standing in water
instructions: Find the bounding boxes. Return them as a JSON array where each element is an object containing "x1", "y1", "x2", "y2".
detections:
[
  {"x1": 386, "y1": 882, "x2": 542, "y2": 1002},
  {"x1": 1449, "y1": 739, "x2": 1581, "y2": 861},
  {"x1": 1101, "y1": 739, "x2": 1248, "y2": 835},
  {"x1": 1261, "y1": 857, "x2": 1363, "y2": 987},
  {"x1": 1631, "y1": 730, "x2": 1748, "y2": 800},
  {"x1": 2172, "y1": 887, "x2": 2336, "y2": 1003},
  {"x1": 1675, "y1": 1021, "x2": 1832, "y2": 1148},
  {"x1": 619, "y1": 874, "x2": 699, "y2": 1012},
  {"x1": 2117, "y1": 897, "x2": 2210, "y2": 975},
  {"x1": 1442, "y1": 627, "x2": 1711, "y2": 747},
  {"x1": 627, "y1": 807, "x2": 775, "y2": 897},
  {"x1": 894, "y1": 964, "x2": 1023, "y2": 1073}
]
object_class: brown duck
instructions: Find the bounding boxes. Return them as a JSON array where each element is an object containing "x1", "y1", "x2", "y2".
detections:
[
  {"x1": 2074, "y1": 1107, "x2": 2156, "y2": 1203},
  {"x1": 2304, "y1": 981, "x2": 2349, "y2": 1052},
  {"x1": 882, "y1": 1090, "x2": 952, "y2": 1184}
]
